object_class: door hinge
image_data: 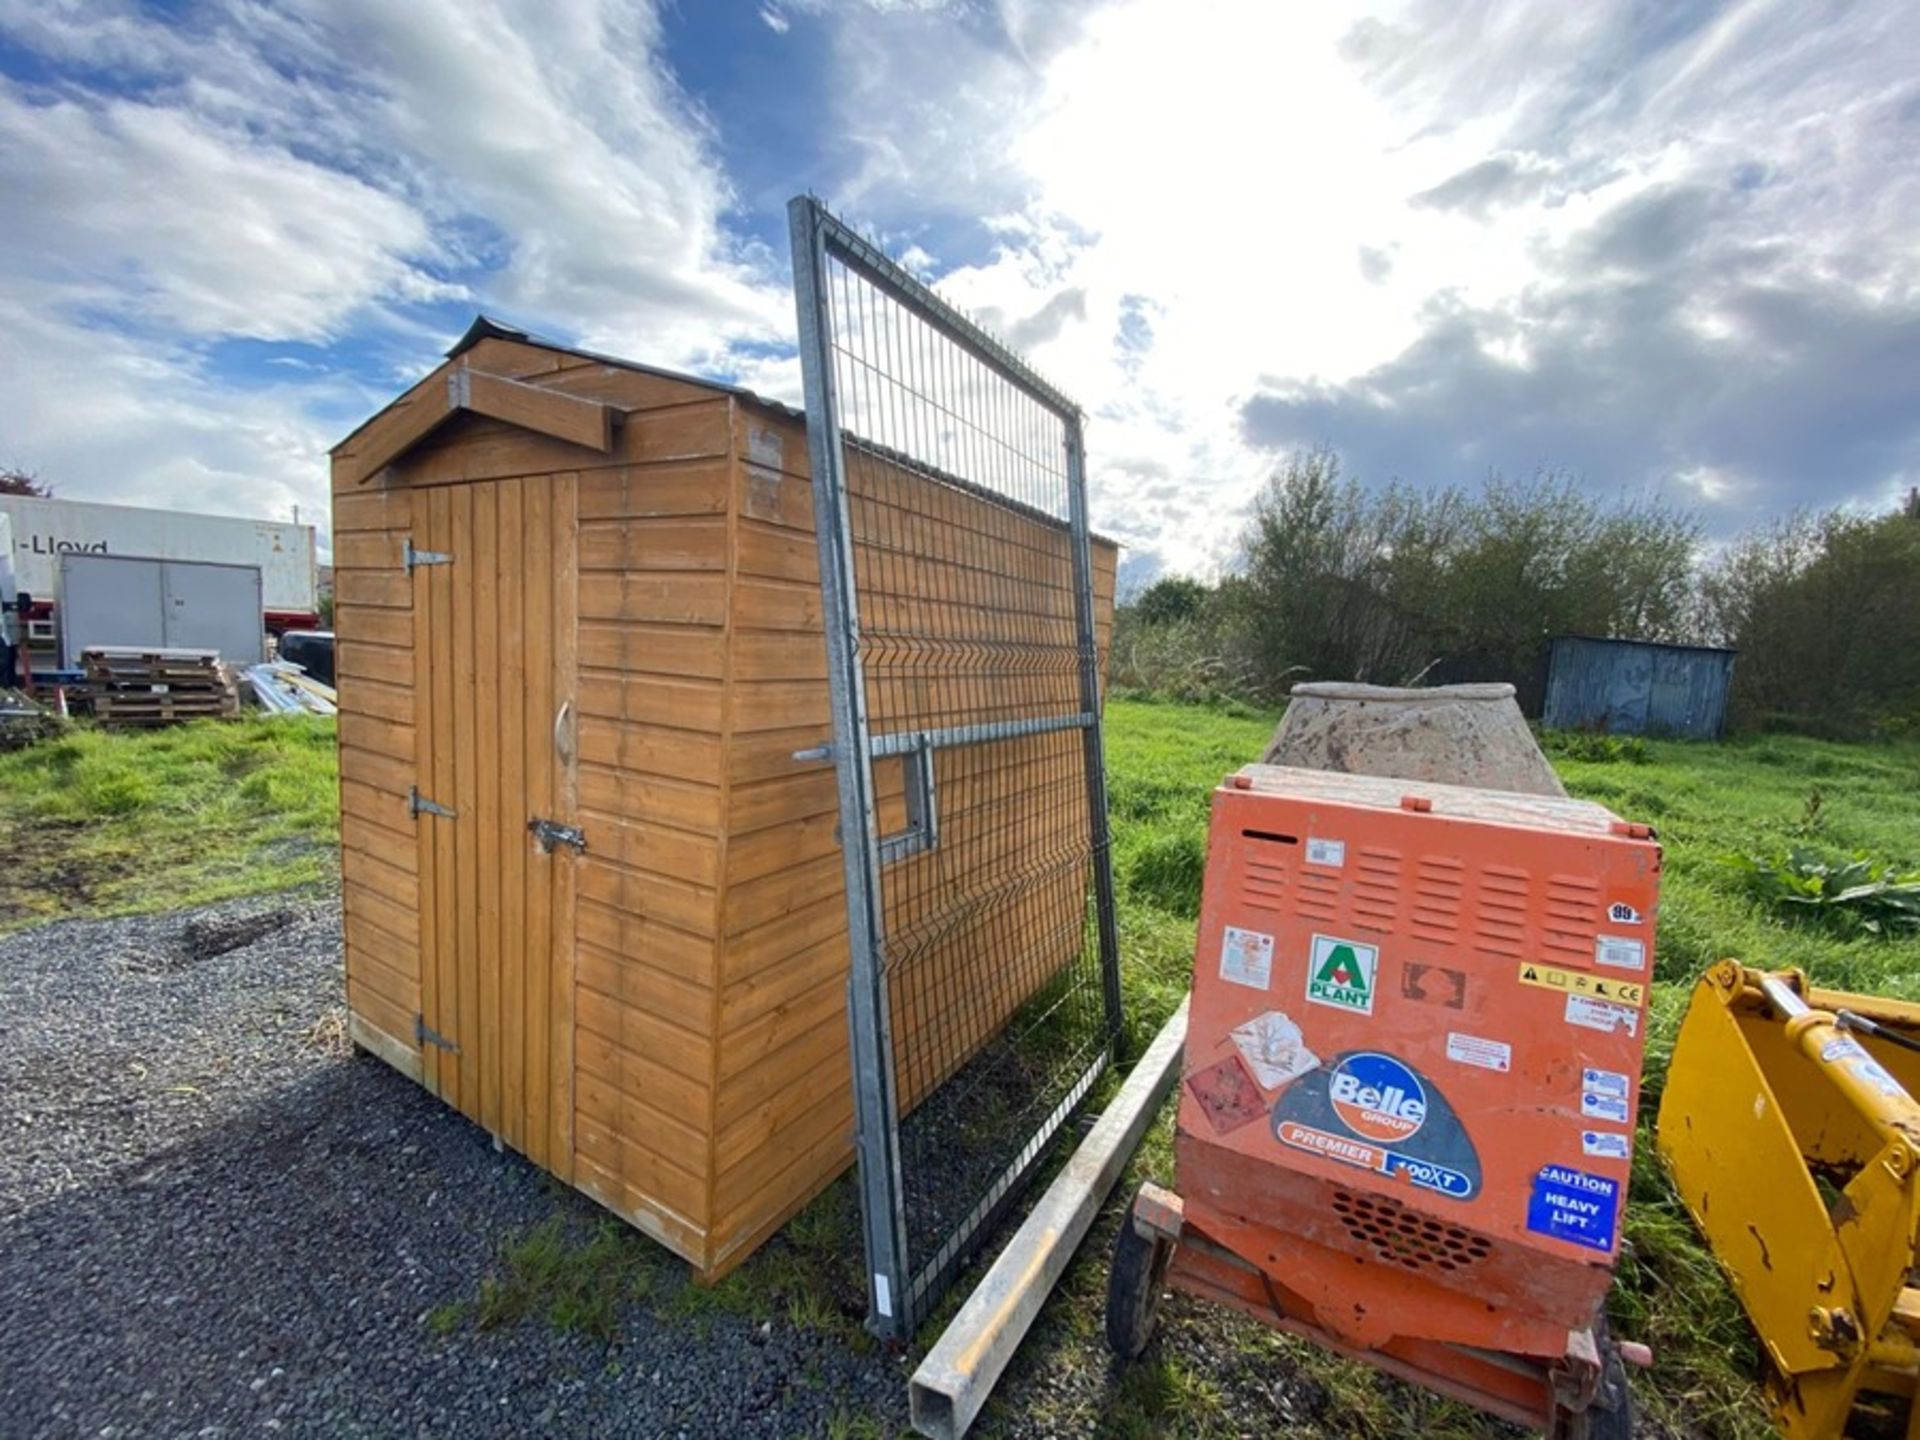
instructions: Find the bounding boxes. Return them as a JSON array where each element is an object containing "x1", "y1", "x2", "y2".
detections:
[
  {"x1": 403, "y1": 537, "x2": 454, "y2": 571},
  {"x1": 414, "y1": 1014, "x2": 460, "y2": 1053},
  {"x1": 529, "y1": 817, "x2": 587, "y2": 854},
  {"x1": 410, "y1": 786, "x2": 456, "y2": 819}
]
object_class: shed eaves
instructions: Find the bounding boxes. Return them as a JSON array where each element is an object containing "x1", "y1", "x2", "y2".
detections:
[{"x1": 445, "y1": 314, "x2": 803, "y2": 423}]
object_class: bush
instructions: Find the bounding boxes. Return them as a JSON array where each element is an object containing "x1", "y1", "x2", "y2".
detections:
[
  {"x1": 1725, "y1": 848, "x2": 1920, "y2": 936},
  {"x1": 1538, "y1": 730, "x2": 1650, "y2": 764}
]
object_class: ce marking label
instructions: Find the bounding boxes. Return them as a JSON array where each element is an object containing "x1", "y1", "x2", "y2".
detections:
[{"x1": 1518, "y1": 962, "x2": 1645, "y2": 1007}]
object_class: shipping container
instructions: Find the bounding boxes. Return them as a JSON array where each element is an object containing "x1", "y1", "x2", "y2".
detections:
[
  {"x1": 1543, "y1": 635, "x2": 1736, "y2": 739},
  {"x1": 0, "y1": 495, "x2": 318, "y2": 633},
  {"x1": 331, "y1": 319, "x2": 1118, "y2": 1278}
]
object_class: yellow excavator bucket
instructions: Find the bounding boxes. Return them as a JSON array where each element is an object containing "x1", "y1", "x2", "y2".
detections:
[{"x1": 1658, "y1": 963, "x2": 1920, "y2": 1439}]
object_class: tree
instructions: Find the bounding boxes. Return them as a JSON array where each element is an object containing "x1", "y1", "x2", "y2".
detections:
[
  {"x1": 1703, "y1": 503, "x2": 1920, "y2": 733},
  {"x1": 0, "y1": 468, "x2": 51, "y2": 497},
  {"x1": 1227, "y1": 453, "x2": 1700, "y2": 699},
  {"x1": 1132, "y1": 576, "x2": 1211, "y2": 627}
]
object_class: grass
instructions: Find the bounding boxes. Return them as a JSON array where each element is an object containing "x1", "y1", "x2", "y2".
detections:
[
  {"x1": 1068, "y1": 702, "x2": 1920, "y2": 1440},
  {"x1": 14, "y1": 702, "x2": 1920, "y2": 1434},
  {"x1": 0, "y1": 715, "x2": 338, "y2": 928}
]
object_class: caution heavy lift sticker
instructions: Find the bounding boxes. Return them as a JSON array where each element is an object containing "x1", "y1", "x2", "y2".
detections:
[{"x1": 1517, "y1": 961, "x2": 1645, "y2": 1008}]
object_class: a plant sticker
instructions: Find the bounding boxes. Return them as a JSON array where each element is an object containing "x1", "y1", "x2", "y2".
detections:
[{"x1": 1306, "y1": 934, "x2": 1379, "y2": 1014}]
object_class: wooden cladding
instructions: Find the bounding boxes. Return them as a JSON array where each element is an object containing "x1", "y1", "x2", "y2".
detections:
[
  {"x1": 334, "y1": 332, "x2": 1117, "y2": 1278},
  {"x1": 408, "y1": 475, "x2": 580, "y2": 1174}
]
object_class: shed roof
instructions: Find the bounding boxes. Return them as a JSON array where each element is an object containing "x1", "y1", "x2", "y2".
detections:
[
  {"x1": 336, "y1": 314, "x2": 1121, "y2": 548},
  {"x1": 1551, "y1": 634, "x2": 1737, "y2": 657},
  {"x1": 444, "y1": 314, "x2": 802, "y2": 422}
]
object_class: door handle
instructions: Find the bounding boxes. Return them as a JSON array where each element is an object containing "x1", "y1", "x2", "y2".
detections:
[{"x1": 553, "y1": 699, "x2": 575, "y2": 764}]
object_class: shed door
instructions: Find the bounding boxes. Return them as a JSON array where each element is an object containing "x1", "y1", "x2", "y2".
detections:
[{"x1": 409, "y1": 474, "x2": 580, "y2": 1176}]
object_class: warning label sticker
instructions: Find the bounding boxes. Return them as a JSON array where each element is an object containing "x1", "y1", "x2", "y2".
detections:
[
  {"x1": 1219, "y1": 926, "x2": 1274, "y2": 990},
  {"x1": 1518, "y1": 961, "x2": 1644, "y2": 1007},
  {"x1": 1305, "y1": 837, "x2": 1346, "y2": 868},
  {"x1": 1581, "y1": 1089, "x2": 1630, "y2": 1124},
  {"x1": 1594, "y1": 935, "x2": 1646, "y2": 971},
  {"x1": 1583, "y1": 1066, "x2": 1630, "y2": 1098},
  {"x1": 1446, "y1": 1033, "x2": 1512, "y2": 1072},
  {"x1": 1527, "y1": 1164, "x2": 1620, "y2": 1251},
  {"x1": 1565, "y1": 994, "x2": 1641, "y2": 1037},
  {"x1": 1307, "y1": 934, "x2": 1379, "y2": 1014},
  {"x1": 1582, "y1": 1130, "x2": 1632, "y2": 1160}
]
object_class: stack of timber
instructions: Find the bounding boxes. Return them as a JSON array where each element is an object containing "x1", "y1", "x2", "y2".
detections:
[{"x1": 81, "y1": 646, "x2": 240, "y2": 727}]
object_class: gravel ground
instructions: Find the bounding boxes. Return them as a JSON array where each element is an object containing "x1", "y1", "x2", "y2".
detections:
[
  {"x1": 0, "y1": 891, "x2": 1648, "y2": 1440},
  {"x1": 0, "y1": 895, "x2": 909, "y2": 1439}
]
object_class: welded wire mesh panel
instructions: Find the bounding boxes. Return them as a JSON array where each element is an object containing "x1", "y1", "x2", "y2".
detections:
[{"x1": 788, "y1": 196, "x2": 1122, "y2": 1337}]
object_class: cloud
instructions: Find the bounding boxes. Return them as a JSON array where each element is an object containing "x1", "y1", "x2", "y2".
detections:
[
  {"x1": 0, "y1": 81, "x2": 453, "y2": 341},
  {"x1": 1235, "y1": 0, "x2": 1920, "y2": 537},
  {"x1": 3, "y1": 0, "x2": 1916, "y2": 583},
  {"x1": 0, "y1": 297, "x2": 342, "y2": 539},
  {"x1": 1409, "y1": 153, "x2": 1554, "y2": 219},
  {"x1": 1356, "y1": 246, "x2": 1395, "y2": 284},
  {"x1": 0, "y1": 0, "x2": 791, "y2": 536},
  {"x1": 1242, "y1": 174, "x2": 1920, "y2": 525}
]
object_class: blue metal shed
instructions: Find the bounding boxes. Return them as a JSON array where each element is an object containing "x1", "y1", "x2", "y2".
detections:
[{"x1": 1543, "y1": 636, "x2": 1737, "y2": 739}]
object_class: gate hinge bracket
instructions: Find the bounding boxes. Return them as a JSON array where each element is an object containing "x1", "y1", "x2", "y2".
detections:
[
  {"x1": 410, "y1": 786, "x2": 456, "y2": 819},
  {"x1": 403, "y1": 537, "x2": 454, "y2": 571},
  {"x1": 414, "y1": 1014, "x2": 460, "y2": 1053},
  {"x1": 529, "y1": 817, "x2": 587, "y2": 854}
]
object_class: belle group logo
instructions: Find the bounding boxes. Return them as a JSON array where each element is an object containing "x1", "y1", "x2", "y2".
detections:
[{"x1": 1328, "y1": 1052, "x2": 1428, "y2": 1143}]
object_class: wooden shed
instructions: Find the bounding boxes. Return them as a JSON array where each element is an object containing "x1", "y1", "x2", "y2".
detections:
[{"x1": 330, "y1": 318, "x2": 1118, "y2": 1278}]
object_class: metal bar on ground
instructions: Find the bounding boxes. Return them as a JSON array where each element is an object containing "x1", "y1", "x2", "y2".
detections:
[{"x1": 908, "y1": 997, "x2": 1190, "y2": 1440}]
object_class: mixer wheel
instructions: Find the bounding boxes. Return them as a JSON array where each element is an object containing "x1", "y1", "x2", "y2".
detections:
[{"x1": 1105, "y1": 1186, "x2": 1174, "y2": 1360}]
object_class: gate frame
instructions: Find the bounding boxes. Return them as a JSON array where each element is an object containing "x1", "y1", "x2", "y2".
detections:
[{"x1": 787, "y1": 194, "x2": 1124, "y2": 1338}]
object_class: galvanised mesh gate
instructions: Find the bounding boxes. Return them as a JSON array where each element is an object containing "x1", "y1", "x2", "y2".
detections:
[{"x1": 787, "y1": 195, "x2": 1123, "y2": 1338}]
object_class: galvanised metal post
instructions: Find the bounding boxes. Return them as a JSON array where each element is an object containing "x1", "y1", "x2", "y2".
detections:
[
  {"x1": 786, "y1": 194, "x2": 913, "y2": 1338},
  {"x1": 1065, "y1": 417, "x2": 1125, "y2": 1051}
]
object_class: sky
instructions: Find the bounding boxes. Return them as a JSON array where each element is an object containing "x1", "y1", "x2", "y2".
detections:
[{"x1": 1, "y1": 0, "x2": 1916, "y2": 587}]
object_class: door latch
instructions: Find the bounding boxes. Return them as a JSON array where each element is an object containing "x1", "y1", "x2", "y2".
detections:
[{"x1": 529, "y1": 817, "x2": 587, "y2": 854}]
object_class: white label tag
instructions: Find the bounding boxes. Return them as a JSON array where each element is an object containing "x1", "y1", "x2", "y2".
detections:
[
  {"x1": 1305, "y1": 837, "x2": 1346, "y2": 868},
  {"x1": 1219, "y1": 926, "x2": 1274, "y2": 990},
  {"x1": 1231, "y1": 1010, "x2": 1319, "y2": 1090},
  {"x1": 1565, "y1": 994, "x2": 1641, "y2": 1037},
  {"x1": 1446, "y1": 1033, "x2": 1512, "y2": 1072},
  {"x1": 1582, "y1": 1130, "x2": 1632, "y2": 1160},
  {"x1": 1582, "y1": 1067, "x2": 1630, "y2": 1099},
  {"x1": 1581, "y1": 1090, "x2": 1630, "y2": 1124},
  {"x1": 873, "y1": 1273, "x2": 893, "y2": 1318},
  {"x1": 1595, "y1": 935, "x2": 1645, "y2": 971}
]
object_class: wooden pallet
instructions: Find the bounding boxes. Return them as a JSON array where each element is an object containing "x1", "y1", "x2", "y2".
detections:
[{"x1": 80, "y1": 647, "x2": 239, "y2": 729}]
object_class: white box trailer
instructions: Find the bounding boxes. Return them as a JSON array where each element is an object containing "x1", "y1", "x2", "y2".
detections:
[
  {"x1": 0, "y1": 496, "x2": 318, "y2": 646},
  {"x1": 57, "y1": 552, "x2": 266, "y2": 668}
]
